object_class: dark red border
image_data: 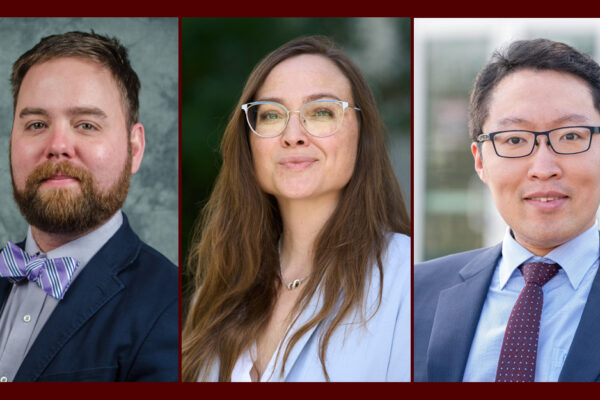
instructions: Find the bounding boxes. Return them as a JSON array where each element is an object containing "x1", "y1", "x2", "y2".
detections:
[
  {"x1": 178, "y1": 16, "x2": 183, "y2": 385},
  {"x1": 0, "y1": 0, "x2": 574, "y2": 17},
  {"x1": 409, "y1": 17, "x2": 415, "y2": 385},
  {"x1": 0, "y1": 8, "x2": 597, "y2": 399}
]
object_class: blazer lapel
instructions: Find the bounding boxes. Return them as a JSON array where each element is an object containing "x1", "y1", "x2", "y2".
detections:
[
  {"x1": 14, "y1": 219, "x2": 141, "y2": 381},
  {"x1": 0, "y1": 280, "x2": 12, "y2": 308},
  {"x1": 267, "y1": 286, "x2": 324, "y2": 381},
  {"x1": 559, "y1": 235, "x2": 600, "y2": 382},
  {"x1": 427, "y1": 244, "x2": 501, "y2": 382},
  {"x1": 0, "y1": 241, "x2": 26, "y2": 307}
]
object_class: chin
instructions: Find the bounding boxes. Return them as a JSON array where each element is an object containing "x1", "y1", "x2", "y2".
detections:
[
  {"x1": 280, "y1": 188, "x2": 343, "y2": 204},
  {"x1": 278, "y1": 191, "x2": 316, "y2": 201},
  {"x1": 38, "y1": 185, "x2": 82, "y2": 196},
  {"x1": 519, "y1": 225, "x2": 578, "y2": 248}
]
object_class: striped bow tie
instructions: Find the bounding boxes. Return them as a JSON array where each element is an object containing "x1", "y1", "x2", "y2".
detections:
[{"x1": 0, "y1": 241, "x2": 79, "y2": 300}]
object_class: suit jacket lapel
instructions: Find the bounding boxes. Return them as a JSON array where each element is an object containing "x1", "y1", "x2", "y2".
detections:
[
  {"x1": 267, "y1": 286, "x2": 324, "y2": 381},
  {"x1": 0, "y1": 241, "x2": 26, "y2": 308},
  {"x1": 14, "y1": 218, "x2": 141, "y2": 381},
  {"x1": 427, "y1": 244, "x2": 501, "y2": 382},
  {"x1": 0, "y1": 280, "x2": 12, "y2": 308},
  {"x1": 559, "y1": 235, "x2": 600, "y2": 382}
]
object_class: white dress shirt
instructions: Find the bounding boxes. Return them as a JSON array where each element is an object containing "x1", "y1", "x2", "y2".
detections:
[
  {"x1": 463, "y1": 223, "x2": 599, "y2": 381},
  {"x1": 224, "y1": 233, "x2": 411, "y2": 382}
]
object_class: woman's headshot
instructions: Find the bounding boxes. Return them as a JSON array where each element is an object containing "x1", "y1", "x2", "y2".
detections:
[{"x1": 182, "y1": 23, "x2": 410, "y2": 382}]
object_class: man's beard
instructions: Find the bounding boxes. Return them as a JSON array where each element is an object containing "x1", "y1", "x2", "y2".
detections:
[{"x1": 11, "y1": 156, "x2": 132, "y2": 235}]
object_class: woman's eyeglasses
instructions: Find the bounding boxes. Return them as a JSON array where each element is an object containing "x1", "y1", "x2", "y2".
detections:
[{"x1": 241, "y1": 99, "x2": 360, "y2": 138}]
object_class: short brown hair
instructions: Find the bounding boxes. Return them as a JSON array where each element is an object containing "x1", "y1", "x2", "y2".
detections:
[
  {"x1": 469, "y1": 38, "x2": 600, "y2": 142},
  {"x1": 11, "y1": 31, "x2": 141, "y2": 129}
]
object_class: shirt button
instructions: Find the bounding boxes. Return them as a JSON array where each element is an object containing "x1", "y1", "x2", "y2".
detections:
[
  {"x1": 23, "y1": 315, "x2": 31, "y2": 323},
  {"x1": 0, "y1": 376, "x2": 7, "y2": 382}
]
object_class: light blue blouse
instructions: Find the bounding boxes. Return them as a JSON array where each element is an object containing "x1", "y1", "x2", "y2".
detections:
[{"x1": 207, "y1": 232, "x2": 411, "y2": 382}]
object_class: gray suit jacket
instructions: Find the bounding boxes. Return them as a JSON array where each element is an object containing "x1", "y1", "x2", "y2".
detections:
[{"x1": 414, "y1": 241, "x2": 600, "y2": 382}]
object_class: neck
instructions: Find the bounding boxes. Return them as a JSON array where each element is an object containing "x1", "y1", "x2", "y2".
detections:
[
  {"x1": 30, "y1": 226, "x2": 94, "y2": 253},
  {"x1": 277, "y1": 194, "x2": 339, "y2": 279}
]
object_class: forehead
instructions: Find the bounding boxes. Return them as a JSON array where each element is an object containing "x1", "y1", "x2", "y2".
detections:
[
  {"x1": 256, "y1": 54, "x2": 353, "y2": 103},
  {"x1": 485, "y1": 69, "x2": 600, "y2": 130},
  {"x1": 16, "y1": 57, "x2": 124, "y2": 118}
]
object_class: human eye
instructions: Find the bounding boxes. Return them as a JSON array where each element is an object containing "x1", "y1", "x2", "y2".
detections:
[
  {"x1": 305, "y1": 103, "x2": 337, "y2": 121},
  {"x1": 507, "y1": 136, "x2": 524, "y2": 145},
  {"x1": 557, "y1": 129, "x2": 585, "y2": 141},
  {"x1": 26, "y1": 121, "x2": 47, "y2": 131},
  {"x1": 74, "y1": 121, "x2": 101, "y2": 133},
  {"x1": 78, "y1": 122, "x2": 96, "y2": 131},
  {"x1": 495, "y1": 132, "x2": 530, "y2": 146},
  {"x1": 257, "y1": 106, "x2": 285, "y2": 124},
  {"x1": 313, "y1": 108, "x2": 335, "y2": 119},
  {"x1": 260, "y1": 112, "x2": 281, "y2": 121}
]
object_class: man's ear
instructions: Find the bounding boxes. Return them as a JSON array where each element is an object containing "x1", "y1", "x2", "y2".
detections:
[
  {"x1": 129, "y1": 123, "x2": 145, "y2": 174},
  {"x1": 472, "y1": 142, "x2": 487, "y2": 184}
]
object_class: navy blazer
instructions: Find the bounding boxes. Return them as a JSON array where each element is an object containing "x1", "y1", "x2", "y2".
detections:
[
  {"x1": 414, "y1": 241, "x2": 600, "y2": 382},
  {"x1": 0, "y1": 215, "x2": 179, "y2": 382}
]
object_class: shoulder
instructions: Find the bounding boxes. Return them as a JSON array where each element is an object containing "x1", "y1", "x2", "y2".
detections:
[
  {"x1": 380, "y1": 232, "x2": 411, "y2": 285},
  {"x1": 114, "y1": 214, "x2": 178, "y2": 281},
  {"x1": 136, "y1": 241, "x2": 178, "y2": 275},
  {"x1": 310, "y1": 233, "x2": 410, "y2": 381},
  {"x1": 415, "y1": 247, "x2": 491, "y2": 282},
  {"x1": 111, "y1": 220, "x2": 178, "y2": 307},
  {"x1": 384, "y1": 232, "x2": 411, "y2": 261},
  {"x1": 110, "y1": 238, "x2": 178, "y2": 355},
  {"x1": 125, "y1": 240, "x2": 178, "y2": 294},
  {"x1": 364, "y1": 233, "x2": 411, "y2": 312},
  {"x1": 414, "y1": 245, "x2": 501, "y2": 304}
]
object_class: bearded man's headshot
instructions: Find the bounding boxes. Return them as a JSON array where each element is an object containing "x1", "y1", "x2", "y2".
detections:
[{"x1": 0, "y1": 18, "x2": 178, "y2": 382}]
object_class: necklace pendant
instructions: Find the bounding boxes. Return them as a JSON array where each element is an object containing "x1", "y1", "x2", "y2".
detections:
[{"x1": 287, "y1": 279, "x2": 301, "y2": 290}]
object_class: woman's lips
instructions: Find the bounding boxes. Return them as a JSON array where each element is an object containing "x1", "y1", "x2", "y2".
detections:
[{"x1": 278, "y1": 156, "x2": 317, "y2": 171}]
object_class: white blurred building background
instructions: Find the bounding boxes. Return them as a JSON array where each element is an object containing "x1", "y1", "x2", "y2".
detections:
[{"x1": 414, "y1": 19, "x2": 600, "y2": 262}]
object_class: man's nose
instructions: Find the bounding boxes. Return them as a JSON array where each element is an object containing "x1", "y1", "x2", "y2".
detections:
[
  {"x1": 44, "y1": 123, "x2": 74, "y2": 160},
  {"x1": 527, "y1": 136, "x2": 562, "y2": 180}
]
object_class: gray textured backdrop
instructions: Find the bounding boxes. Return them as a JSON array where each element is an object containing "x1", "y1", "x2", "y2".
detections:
[{"x1": 0, "y1": 18, "x2": 178, "y2": 265}]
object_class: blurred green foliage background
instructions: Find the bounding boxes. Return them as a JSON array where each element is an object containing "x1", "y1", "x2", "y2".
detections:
[{"x1": 182, "y1": 18, "x2": 411, "y2": 302}]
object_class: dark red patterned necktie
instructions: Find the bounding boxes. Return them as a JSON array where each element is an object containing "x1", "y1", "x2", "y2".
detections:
[{"x1": 495, "y1": 262, "x2": 559, "y2": 382}]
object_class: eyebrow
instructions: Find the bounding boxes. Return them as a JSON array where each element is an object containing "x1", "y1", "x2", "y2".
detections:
[
  {"x1": 18, "y1": 108, "x2": 49, "y2": 118},
  {"x1": 495, "y1": 113, "x2": 592, "y2": 129},
  {"x1": 256, "y1": 92, "x2": 343, "y2": 105},
  {"x1": 304, "y1": 92, "x2": 343, "y2": 103},
  {"x1": 18, "y1": 107, "x2": 108, "y2": 119},
  {"x1": 551, "y1": 113, "x2": 591, "y2": 125}
]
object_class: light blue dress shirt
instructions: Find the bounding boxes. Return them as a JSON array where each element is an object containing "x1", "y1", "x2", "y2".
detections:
[{"x1": 463, "y1": 223, "x2": 599, "y2": 382}]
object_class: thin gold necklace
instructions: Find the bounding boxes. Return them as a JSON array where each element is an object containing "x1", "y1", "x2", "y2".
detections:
[{"x1": 278, "y1": 240, "x2": 308, "y2": 290}]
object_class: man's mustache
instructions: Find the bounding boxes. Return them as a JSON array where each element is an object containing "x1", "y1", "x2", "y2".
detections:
[{"x1": 26, "y1": 161, "x2": 89, "y2": 188}]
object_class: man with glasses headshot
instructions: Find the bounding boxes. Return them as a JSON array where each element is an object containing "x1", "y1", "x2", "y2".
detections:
[{"x1": 415, "y1": 38, "x2": 600, "y2": 382}]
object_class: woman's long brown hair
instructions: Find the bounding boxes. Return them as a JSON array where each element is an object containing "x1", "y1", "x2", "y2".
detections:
[{"x1": 182, "y1": 36, "x2": 410, "y2": 382}]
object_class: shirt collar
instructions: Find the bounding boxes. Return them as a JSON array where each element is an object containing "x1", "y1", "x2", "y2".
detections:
[
  {"x1": 500, "y1": 222, "x2": 599, "y2": 290},
  {"x1": 25, "y1": 211, "x2": 123, "y2": 278}
]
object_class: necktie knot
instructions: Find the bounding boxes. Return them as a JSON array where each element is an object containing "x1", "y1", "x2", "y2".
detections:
[
  {"x1": 520, "y1": 261, "x2": 559, "y2": 287},
  {"x1": 22, "y1": 257, "x2": 48, "y2": 281},
  {"x1": 0, "y1": 241, "x2": 79, "y2": 300}
]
